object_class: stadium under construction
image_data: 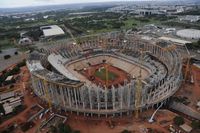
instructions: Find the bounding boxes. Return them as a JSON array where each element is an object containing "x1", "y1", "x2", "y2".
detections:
[{"x1": 26, "y1": 32, "x2": 183, "y2": 117}]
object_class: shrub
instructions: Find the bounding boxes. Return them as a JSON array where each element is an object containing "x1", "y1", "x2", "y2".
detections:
[
  {"x1": 73, "y1": 130, "x2": 81, "y2": 133},
  {"x1": 173, "y1": 116, "x2": 184, "y2": 126},
  {"x1": 0, "y1": 103, "x2": 5, "y2": 115},
  {"x1": 10, "y1": 66, "x2": 20, "y2": 75},
  {"x1": 191, "y1": 120, "x2": 200, "y2": 129},
  {"x1": 58, "y1": 123, "x2": 72, "y2": 133},
  {"x1": 4, "y1": 55, "x2": 11, "y2": 60},
  {"x1": 50, "y1": 125, "x2": 57, "y2": 133},
  {"x1": 17, "y1": 60, "x2": 26, "y2": 67},
  {"x1": 20, "y1": 121, "x2": 35, "y2": 132},
  {"x1": 13, "y1": 105, "x2": 26, "y2": 115},
  {"x1": 121, "y1": 130, "x2": 131, "y2": 133}
]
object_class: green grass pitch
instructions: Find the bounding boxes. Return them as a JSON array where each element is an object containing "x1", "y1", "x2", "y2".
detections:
[{"x1": 94, "y1": 68, "x2": 118, "y2": 81}]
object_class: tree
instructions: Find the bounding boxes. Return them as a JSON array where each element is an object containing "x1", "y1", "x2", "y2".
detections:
[
  {"x1": 73, "y1": 131, "x2": 81, "y2": 133},
  {"x1": 121, "y1": 129, "x2": 131, "y2": 133},
  {"x1": 4, "y1": 55, "x2": 11, "y2": 60},
  {"x1": 191, "y1": 120, "x2": 200, "y2": 129},
  {"x1": 173, "y1": 116, "x2": 184, "y2": 126},
  {"x1": 58, "y1": 123, "x2": 72, "y2": 133},
  {"x1": 50, "y1": 125, "x2": 57, "y2": 133}
]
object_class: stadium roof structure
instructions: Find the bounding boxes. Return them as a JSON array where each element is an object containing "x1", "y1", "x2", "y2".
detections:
[
  {"x1": 176, "y1": 29, "x2": 200, "y2": 39},
  {"x1": 159, "y1": 36, "x2": 191, "y2": 45},
  {"x1": 40, "y1": 25, "x2": 65, "y2": 37}
]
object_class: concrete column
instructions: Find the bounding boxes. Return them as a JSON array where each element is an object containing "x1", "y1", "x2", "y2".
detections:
[
  {"x1": 127, "y1": 84, "x2": 131, "y2": 109},
  {"x1": 88, "y1": 87, "x2": 92, "y2": 110},
  {"x1": 63, "y1": 87, "x2": 68, "y2": 111},
  {"x1": 73, "y1": 88, "x2": 78, "y2": 109},
  {"x1": 112, "y1": 86, "x2": 115, "y2": 110},
  {"x1": 97, "y1": 87, "x2": 100, "y2": 111},
  {"x1": 60, "y1": 86, "x2": 66, "y2": 109},
  {"x1": 120, "y1": 87, "x2": 123, "y2": 110},
  {"x1": 80, "y1": 87, "x2": 85, "y2": 109},
  {"x1": 105, "y1": 87, "x2": 108, "y2": 110},
  {"x1": 67, "y1": 88, "x2": 72, "y2": 108}
]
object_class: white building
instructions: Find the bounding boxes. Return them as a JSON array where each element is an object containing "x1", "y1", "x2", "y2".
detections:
[
  {"x1": 18, "y1": 37, "x2": 33, "y2": 45},
  {"x1": 180, "y1": 124, "x2": 192, "y2": 133},
  {"x1": 40, "y1": 25, "x2": 65, "y2": 38},
  {"x1": 180, "y1": 15, "x2": 200, "y2": 22},
  {"x1": 177, "y1": 29, "x2": 200, "y2": 40}
]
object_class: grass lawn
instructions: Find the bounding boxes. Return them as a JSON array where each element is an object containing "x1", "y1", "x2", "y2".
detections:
[
  {"x1": 122, "y1": 17, "x2": 163, "y2": 29},
  {"x1": 94, "y1": 67, "x2": 118, "y2": 81},
  {"x1": 0, "y1": 39, "x2": 16, "y2": 50}
]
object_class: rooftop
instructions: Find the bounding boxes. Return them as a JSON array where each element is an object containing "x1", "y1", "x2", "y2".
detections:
[{"x1": 40, "y1": 25, "x2": 65, "y2": 37}]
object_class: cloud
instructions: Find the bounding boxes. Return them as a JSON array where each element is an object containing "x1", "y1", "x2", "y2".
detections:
[
  {"x1": 34, "y1": 0, "x2": 54, "y2": 1},
  {"x1": 0, "y1": 0, "x2": 150, "y2": 8}
]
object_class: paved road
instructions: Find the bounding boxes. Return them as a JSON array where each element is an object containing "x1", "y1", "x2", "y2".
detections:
[{"x1": 0, "y1": 54, "x2": 26, "y2": 72}]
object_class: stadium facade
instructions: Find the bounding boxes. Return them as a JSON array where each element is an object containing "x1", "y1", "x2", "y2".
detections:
[{"x1": 27, "y1": 32, "x2": 182, "y2": 117}]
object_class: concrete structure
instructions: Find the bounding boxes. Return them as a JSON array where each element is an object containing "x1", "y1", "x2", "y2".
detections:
[
  {"x1": 18, "y1": 37, "x2": 33, "y2": 45},
  {"x1": 170, "y1": 102, "x2": 200, "y2": 120},
  {"x1": 27, "y1": 32, "x2": 182, "y2": 117},
  {"x1": 136, "y1": 9, "x2": 166, "y2": 16},
  {"x1": 159, "y1": 36, "x2": 191, "y2": 45},
  {"x1": 1, "y1": 97, "x2": 22, "y2": 115},
  {"x1": 0, "y1": 91, "x2": 15, "y2": 100},
  {"x1": 180, "y1": 124, "x2": 192, "y2": 133},
  {"x1": 40, "y1": 25, "x2": 65, "y2": 38},
  {"x1": 5, "y1": 75, "x2": 14, "y2": 82},
  {"x1": 177, "y1": 29, "x2": 200, "y2": 40}
]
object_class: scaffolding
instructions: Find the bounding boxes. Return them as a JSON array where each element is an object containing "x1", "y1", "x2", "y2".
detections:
[{"x1": 27, "y1": 32, "x2": 182, "y2": 117}]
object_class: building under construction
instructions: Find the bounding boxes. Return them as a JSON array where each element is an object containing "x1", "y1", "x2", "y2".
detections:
[{"x1": 26, "y1": 32, "x2": 182, "y2": 117}]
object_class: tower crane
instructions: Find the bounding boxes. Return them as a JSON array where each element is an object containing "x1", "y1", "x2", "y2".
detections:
[
  {"x1": 183, "y1": 44, "x2": 191, "y2": 82},
  {"x1": 134, "y1": 49, "x2": 143, "y2": 118},
  {"x1": 43, "y1": 79, "x2": 52, "y2": 110}
]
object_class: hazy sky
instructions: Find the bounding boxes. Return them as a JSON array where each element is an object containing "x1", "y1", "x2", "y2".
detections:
[
  {"x1": 0, "y1": 0, "x2": 140, "y2": 8},
  {"x1": 0, "y1": 0, "x2": 160, "y2": 8}
]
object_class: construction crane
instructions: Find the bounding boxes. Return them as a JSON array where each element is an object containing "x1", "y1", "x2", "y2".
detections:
[
  {"x1": 164, "y1": 44, "x2": 191, "y2": 82},
  {"x1": 183, "y1": 44, "x2": 191, "y2": 82},
  {"x1": 134, "y1": 49, "x2": 143, "y2": 118},
  {"x1": 105, "y1": 64, "x2": 109, "y2": 88},
  {"x1": 63, "y1": 25, "x2": 83, "y2": 52},
  {"x1": 43, "y1": 79, "x2": 52, "y2": 110},
  {"x1": 133, "y1": 44, "x2": 178, "y2": 118}
]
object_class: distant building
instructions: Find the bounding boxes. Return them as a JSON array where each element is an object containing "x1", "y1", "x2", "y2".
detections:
[
  {"x1": 43, "y1": 15, "x2": 49, "y2": 19},
  {"x1": 18, "y1": 37, "x2": 33, "y2": 45},
  {"x1": 136, "y1": 9, "x2": 166, "y2": 16},
  {"x1": 2, "y1": 98, "x2": 22, "y2": 115},
  {"x1": 180, "y1": 15, "x2": 200, "y2": 22},
  {"x1": 0, "y1": 91, "x2": 15, "y2": 100},
  {"x1": 24, "y1": 18, "x2": 35, "y2": 21},
  {"x1": 5, "y1": 75, "x2": 14, "y2": 82},
  {"x1": 40, "y1": 25, "x2": 65, "y2": 38},
  {"x1": 177, "y1": 29, "x2": 200, "y2": 40},
  {"x1": 180, "y1": 124, "x2": 192, "y2": 133},
  {"x1": 0, "y1": 90, "x2": 22, "y2": 115}
]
